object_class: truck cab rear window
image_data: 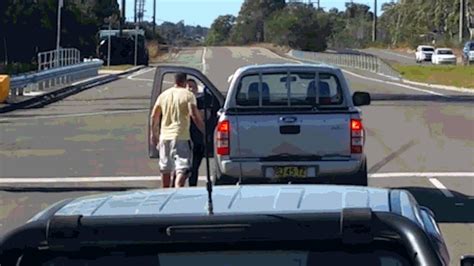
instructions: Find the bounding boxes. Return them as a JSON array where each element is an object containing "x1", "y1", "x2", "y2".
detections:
[{"x1": 235, "y1": 72, "x2": 343, "y2": 107}]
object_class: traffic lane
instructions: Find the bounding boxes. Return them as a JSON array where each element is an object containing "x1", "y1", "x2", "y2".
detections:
[
  {"x1": 205, "y1": 46, "x2": 289, "y2": 92},
  {"x1": 361, "y1": 101, "x2": 474, "y2": 173},
  {"x1": 0, "y1": 112, "x2": 158, "y2": 178},
  {"x1": 361, "y1": 48, "x2": 415, "y2": 65}
]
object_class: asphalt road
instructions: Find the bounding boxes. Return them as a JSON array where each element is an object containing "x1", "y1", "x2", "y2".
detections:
[
  {"x1": 0, "y1": 47, "x2": 473, "y2": 264},
  {"x1": 360, "y1": 47, "x2": 416, "y2": 65}
]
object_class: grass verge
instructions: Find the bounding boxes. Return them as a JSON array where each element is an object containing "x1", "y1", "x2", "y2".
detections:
[{"x1": 392, "y1": 64, "x2": 474, "y2": 89}]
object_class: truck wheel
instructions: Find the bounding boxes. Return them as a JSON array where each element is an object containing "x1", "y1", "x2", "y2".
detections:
[
  {"x1": 213, "y1": 165, "x2": 239, "y2": 185},
  {"x1": 352, "y1": 160, "x2": 368, "y2": 186}
]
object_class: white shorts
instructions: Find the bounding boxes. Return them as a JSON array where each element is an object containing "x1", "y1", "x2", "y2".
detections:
[{"x1": 158, "y1": 139, "x2": 192, "y2": 175}]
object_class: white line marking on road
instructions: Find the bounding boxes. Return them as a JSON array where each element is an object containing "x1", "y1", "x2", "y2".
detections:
[
  {"x1": 71, "y1": 75, "x2": 110, "y2": 86},
  {"x1": 0, "y1": 110, "x2": 147, "y2": 122},
  {"x1": 455, "y1": 202, "x2": 464, "y2": 206},
  {"x1": 202, "y1": 47, "x2": 208, "y2": 74},
  {"x1": 428, "y1": 177, "x2": 455, "y2": 198},
  {"x1": 269, "y1": 49, "x2": 450, "y2": 97},
  {"x1": 127, "y1": 67, "x2": 155, "y2": 81},
  {"x1": 341, "y1": 69, "x2": 446, "y2": 97},
  {"x1": 127, "y1": 77, "x2": 154, "y2": 82},
  {"x1": 370, "y1": 172, "x2": 474, "y2": 178},
  {"x1": 1, "y1": 172, "x2": 473, "y2": 184}
]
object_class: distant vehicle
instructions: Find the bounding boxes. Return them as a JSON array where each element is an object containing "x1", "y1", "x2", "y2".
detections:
[
  {"x1": 0, "y1": 184, "x2": 457, "y2": 265},
  {"x1": 462, "y1": 41, "x2": 474, "y2": 65},
  {"x1": 415, "y1": 45, "x2": 435, "y2": 63},
  {"x1": 431, "y1": 48, "x2": 457, "y2": 65}
]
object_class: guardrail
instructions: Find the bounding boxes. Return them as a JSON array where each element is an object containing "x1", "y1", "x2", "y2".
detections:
[
  {"x1": 9, "y1": 59, "x2": 103, "y2": 99},
  {"x1": 289, "y1": 49, "x2": 401, "y2": 79}
]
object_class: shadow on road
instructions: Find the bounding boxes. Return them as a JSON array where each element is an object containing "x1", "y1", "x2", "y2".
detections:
[
  {"x1": 370, "y1": 93, "x2": 474, "y2": 103},
  {"x1": 395, "y1": 186, "x2": 474, "y2": 223}
]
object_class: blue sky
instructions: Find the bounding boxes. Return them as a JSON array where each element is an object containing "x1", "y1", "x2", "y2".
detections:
[{"x1": 120, "y1": 0, "x2": 391, "y2": 28}]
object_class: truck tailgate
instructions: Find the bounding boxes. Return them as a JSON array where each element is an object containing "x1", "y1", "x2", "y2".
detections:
[{"x1": 234, "y1": 113, "x2": 351, "y2": 158}]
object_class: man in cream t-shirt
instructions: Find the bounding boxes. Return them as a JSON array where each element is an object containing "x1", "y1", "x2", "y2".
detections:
[{"x1": 150, "y1": 73, "x2": 205, "y2": 188}]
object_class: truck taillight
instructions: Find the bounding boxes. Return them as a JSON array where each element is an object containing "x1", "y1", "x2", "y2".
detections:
[
  {"x1": 351, "y1": 119, "x2": 364, "y2": 154},
  {"x1": 216, "y1": 120, "x2": 230, "y2": 155}
]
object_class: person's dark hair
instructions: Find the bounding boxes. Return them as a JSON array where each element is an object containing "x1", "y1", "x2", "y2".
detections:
[
  {"x1": 187, "y1": 79, "x2": 197, "y2": 86},
  {"x1": 175, "y1": 73, "x2": 187, "y2": 85}
]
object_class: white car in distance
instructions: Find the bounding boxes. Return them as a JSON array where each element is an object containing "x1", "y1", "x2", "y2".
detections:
[
  {"x1": 415, "y1": 45, "x2": 435, "y2": 63},
  {"x1": 431, "y1": 48, "x2": 457, "y2": 65}
]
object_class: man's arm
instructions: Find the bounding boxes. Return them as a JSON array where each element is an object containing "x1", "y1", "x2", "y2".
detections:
[
  {"x1": 189, "y1": 103, "x2": 205, "y2": 134},
  {"x1": 150, "y1": 100, "x2": 162, "y2": 144}
]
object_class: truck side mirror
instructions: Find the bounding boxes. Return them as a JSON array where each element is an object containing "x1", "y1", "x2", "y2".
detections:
[
  {"x1": 353, "y1": 92, "x2": 371, "y2": 106},
  {"x1": 461, "y1": 255, "x2": 474, "y2": 266}
]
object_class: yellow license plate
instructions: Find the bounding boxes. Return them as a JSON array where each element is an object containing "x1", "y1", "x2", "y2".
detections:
[{"x1": 274, "y1": 166, "x2": 307, "y2": 178}]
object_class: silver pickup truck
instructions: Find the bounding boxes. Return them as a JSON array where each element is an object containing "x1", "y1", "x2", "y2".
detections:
[
  {"x1": 148, "y1": 64, "x2": 370, "y2": 186},
  {"x1": 213, "y1": 64, "x2": 371, "y2": 186}
]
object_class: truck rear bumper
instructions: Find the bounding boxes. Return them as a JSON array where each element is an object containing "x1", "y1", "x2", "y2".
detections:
[{"x1": 216, "y1": 158, "x2": 363, "y2": 179}]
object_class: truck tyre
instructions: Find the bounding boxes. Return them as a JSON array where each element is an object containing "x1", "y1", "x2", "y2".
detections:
[{"x1": 352, "y1": 160, "x2": 368, "y2": 186}]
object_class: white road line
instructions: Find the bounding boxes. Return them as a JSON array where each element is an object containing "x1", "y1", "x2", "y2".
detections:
[
  {"x1": 127, "y1": 77, "x2": 154, "y2": 82},
  {"x1": 71, "y1": 75, "x2": 110, "y2": 86},
  {"x1": 370, "y1": 172, "x2": 474, "y2": 178},
  {"x1": 341, "y1": 69, "x2": 446, "y2": 97},
  {"x1": 0, "y1": 110, "x2": 147, "y2": 122},
  {"x1": 266, "y1": 49, "x2": 448, "y2": 97},
  {"x1": 202, "y1": 47, "x2": 207, "y2": 74},
  {"x1": 1, "y1": 172, "x2": 473, "y2": 184},
  {"x1": 428, "y1": 177, "x2": 455, "y2": 198},
  {"x1": 127, "y1": 67, "x2": 155, "y2": 81}
]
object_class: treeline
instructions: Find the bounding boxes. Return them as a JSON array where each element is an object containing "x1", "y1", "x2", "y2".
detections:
[
  {"x1": 378, "y1": 0, "x2": 473, "y2": 47},
  {"x1": 0, "y1": 0, "x2": 209, "y2": 74},
  {"x1": 0, "y1": 0, "x2": 120, "y2": 68},
  {"x1": 206, "y1": 0, "x2": 473, "y2": 51}
]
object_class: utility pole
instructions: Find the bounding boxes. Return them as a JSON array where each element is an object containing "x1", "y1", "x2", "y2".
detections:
[
  {"x1": 134, "y1": 0, "x2": 137, "y2": 23},
  {"x1": 153, "y1": 0, "x2": 156, "y2": 33},
  {"x1": 460, "y1": 0, "x2": 464, "y2": 43},
  {"x1": 107, "y1": 19, "x2": 112, "y2": 67},
  {"x1": 120, "y1": 0, "x2": 125, "y2": 36},
  {"x1": 3, "y1": 37, "x2": 7, "y2": 65},
  {"x1": 56, "y1": 0, "x2": 63, "y2": 50},
  {"x1": 134, "y1": 25, "x2": 138, "y2": 66},
  {"x1": 56, "y1": 0, "x2": 63, "y2": 68},
  {"x1": 372, "y1": 0, "x2": 377, "y2": 42}
]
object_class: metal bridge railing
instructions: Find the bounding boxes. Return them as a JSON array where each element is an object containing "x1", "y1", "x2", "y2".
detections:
[
  {"x1": 289, "y1": 49, "x2": 400, "y2": 79},
  {"x1": 38, "y1": 48, "x2": 81, "y2": 71}
]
